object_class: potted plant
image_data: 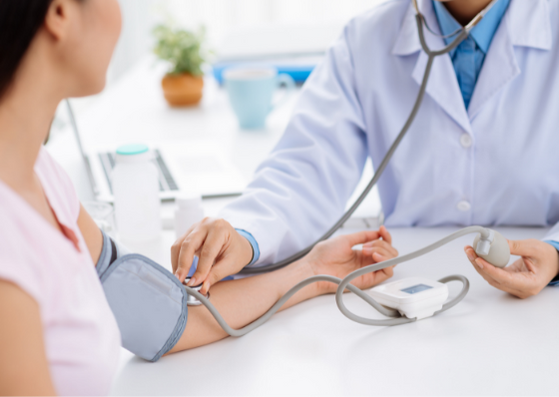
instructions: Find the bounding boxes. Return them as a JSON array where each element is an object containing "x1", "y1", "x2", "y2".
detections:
[{"x1": 153, "y1": 25, "x2": 206, "y2": 106}]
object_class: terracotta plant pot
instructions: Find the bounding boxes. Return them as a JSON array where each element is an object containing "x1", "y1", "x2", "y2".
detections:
[{"x1": 161, "y1": 73, "x2": 204, "y2": 106}]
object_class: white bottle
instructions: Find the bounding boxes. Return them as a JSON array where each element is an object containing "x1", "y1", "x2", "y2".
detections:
[
  {"x1": 174, "y1": 192, "x2": 205, "y2": 239},
  {"x1": 112, "y1": 144, "x2": 161, "y2": 242}
]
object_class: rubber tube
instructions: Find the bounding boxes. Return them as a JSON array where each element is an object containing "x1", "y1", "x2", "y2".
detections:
[
  {"x1": 239, "y1": 17, "x2": 469, "y2": 275},
  {"x1": 335, "y1": 227, "x2": 482, "y2": 325},
  {"x1": 185, "y1": 227, "x2": 484, "y2": 336},
  {"x1": 184, "y1": 16, "x2": 480, "y2": 336}
]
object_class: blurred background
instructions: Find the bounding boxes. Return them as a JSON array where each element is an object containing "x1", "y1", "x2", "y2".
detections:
[
  {"x1": 50, "y1": 0, "x2": 387, "y2": 132},
  {"x1": 110, "y1": 0, "x2": 384, "y2": 82},
  {"x1": 47, "y1": 0, "x2": 387, "y2": 242}
]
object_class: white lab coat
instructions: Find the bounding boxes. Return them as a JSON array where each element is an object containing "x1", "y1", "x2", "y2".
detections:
[{"x1": 220, "y1": 0, "x2": 559, "y2": 266}]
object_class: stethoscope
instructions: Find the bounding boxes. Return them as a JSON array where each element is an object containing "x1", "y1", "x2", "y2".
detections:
[
  {"x1": 184, "y1": 1, "x2": 505, "y2": 333},
  {"x1": 236, "y1": 0, "x2": 499, "y2": 276}
]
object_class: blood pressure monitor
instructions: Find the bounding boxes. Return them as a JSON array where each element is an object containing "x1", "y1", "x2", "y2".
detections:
[{"x1": 369, "y1": 277, "x2": 449, "y2": 320}]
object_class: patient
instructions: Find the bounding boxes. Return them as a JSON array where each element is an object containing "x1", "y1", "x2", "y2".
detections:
[{"x1": 0, "y1": 1, "x2": 398, "y2": 395}]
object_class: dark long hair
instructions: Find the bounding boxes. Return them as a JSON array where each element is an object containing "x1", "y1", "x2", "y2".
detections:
[{"x1": 0, "y1": 0, "x2": 54, "y2": 100}]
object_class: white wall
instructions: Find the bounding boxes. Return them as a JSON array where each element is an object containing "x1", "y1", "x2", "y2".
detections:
[
  {"x1": 108, "y1": 0, "x2": 385, "y2": 82},
  {"x1": 52, "y1": 0, "x2": 386, "y2": 138}
]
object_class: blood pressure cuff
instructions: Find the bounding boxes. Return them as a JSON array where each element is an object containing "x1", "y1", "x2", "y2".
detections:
[{"x1": 96, "y1": 231, "x2": 188, "y2": 362}]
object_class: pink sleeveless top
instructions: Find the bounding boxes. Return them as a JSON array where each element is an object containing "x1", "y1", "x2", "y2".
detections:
[{"x1": 0, "y1": 147, "x2": 121, "y2": 395}]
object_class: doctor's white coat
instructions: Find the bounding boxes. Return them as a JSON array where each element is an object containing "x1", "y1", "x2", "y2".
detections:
[{"x1": 220, "y1": 0, "x2": 559, "y2": 266}]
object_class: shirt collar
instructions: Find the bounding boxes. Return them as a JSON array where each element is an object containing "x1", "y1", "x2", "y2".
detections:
[
  {"x1": 433, "y1": 0, "x2": 511, "y2": 54},
  {"x1": 392, "y1": 0, "x2": 552, "y2": 56}
]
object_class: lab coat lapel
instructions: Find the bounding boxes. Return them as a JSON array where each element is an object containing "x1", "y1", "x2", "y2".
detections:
[
  {"x1": 467, "y1": 7, "x2": 519, "y2": 119},
  {"x1": 468, "y1": 0, "x2": 551, "y2": 119},
  {"x1": 412, "y1": 49, "x2": 472, "y2": 134},
  {"x1": 394, "y1": 0, "x2": 472, "y2": 134}
]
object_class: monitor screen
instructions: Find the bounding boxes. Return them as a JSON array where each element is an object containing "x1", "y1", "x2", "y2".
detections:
[{"x1": 401, "y1": 284, "x2": 433, "y2": 294}]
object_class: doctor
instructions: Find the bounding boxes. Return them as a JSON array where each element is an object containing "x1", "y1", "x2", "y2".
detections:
[{"x1": 173, "y1": 0, "x2": 559, "y2": 298}]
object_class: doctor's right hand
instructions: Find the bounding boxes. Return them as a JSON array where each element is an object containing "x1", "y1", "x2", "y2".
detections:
[{"x1": 171, "y1": 218, "x2": 254, "y2": 295}]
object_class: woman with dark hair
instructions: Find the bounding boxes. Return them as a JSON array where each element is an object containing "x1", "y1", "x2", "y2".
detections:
[{"x1": 0, "y1": 1, "x2": 398, "y2": 395}]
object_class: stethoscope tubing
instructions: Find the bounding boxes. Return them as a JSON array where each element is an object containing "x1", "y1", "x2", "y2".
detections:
[
  {"x1": 184, "y1": 226, "x2": 482, "y2": 334},
  {"x1": 183, "y1": 3, "x2": 496, "y2": 336},
  {"x1": 239, "y1": 12, "x2": 469, "y2": 275}
]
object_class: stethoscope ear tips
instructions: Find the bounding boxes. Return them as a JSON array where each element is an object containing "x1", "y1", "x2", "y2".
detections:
[{"x1": 472, "y1": 229, "x2": 510, "y2": 268}]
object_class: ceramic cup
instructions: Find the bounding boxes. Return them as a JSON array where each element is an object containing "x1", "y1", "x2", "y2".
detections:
[{"x1": 224, "y1": 67, "x2": 295, "y2": 130}]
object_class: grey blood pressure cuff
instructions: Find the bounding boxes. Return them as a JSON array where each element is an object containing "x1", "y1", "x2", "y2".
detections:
[{"x1": 96, "y1": 231, "x2": 188, "y2": 362}]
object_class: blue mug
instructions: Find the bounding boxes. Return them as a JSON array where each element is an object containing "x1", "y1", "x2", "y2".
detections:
[{"x1": 224, "y1": 67, "x2": 295, "y2": 130}]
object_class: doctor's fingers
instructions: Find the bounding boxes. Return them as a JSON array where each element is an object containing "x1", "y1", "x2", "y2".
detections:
[
  {"x1": 468, "y1": 252, "x2": 530, "y2": 295},
  {"x1": 473, "y1": 263, "x2": 532, "y2": 298},
  {"x1": 204, "y1": 259, "x2": 237, "y2": 293},
  {"x1": 476, "y1": 256, "x2": 538, "y2": 292},
  {"x1": 174, "y1": 228, "x2": 212, "y2": 283},
  {"x1": 507, "y1": 239, "x2": 543, "y2": 258},
  {"x1": 464, "y1": 246, "x2": 506, "y2": 289},
  {"x1": 171, "y1": 224, "x2": 198, "y2": 273},
  {"x1": 189, "y1": 229, "x2": 229, "y2": 290}
]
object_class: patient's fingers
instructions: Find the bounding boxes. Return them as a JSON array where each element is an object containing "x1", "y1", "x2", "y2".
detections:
[
  {"x1": 370, "y1": 246, "x2": 392, "y2": 259},
  {"x1": 379, "y1": 225, "x2": 392, "y2": 244},
  {"x1": 372, "y1": 239, "x2": 398, "y2": 257},
  {"x1": 344, "y1": 230, "x2": 381, "y2": 247},
  {"x1": 372, "y1": 252, "x2": 385, "y2": 262},
  {"x1": 380, "y1": 265, "x2": 395, "y2": 278},
  {"x1": 363, "y1": 240, "x2": 398, "y2": 259},
  {"x1": 358, "y1": 265, "x2": 395, "y2": 287}
]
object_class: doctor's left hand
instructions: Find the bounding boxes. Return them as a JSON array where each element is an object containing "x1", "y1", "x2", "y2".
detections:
[
  {"x1": 464, "y1": 239, "x2": 559, "y2": 299},
  {"x1": 306, "y1": 226, "x2": 399, "y2": 294}
]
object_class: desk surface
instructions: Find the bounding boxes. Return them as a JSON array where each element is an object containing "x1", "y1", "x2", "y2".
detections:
[{"x1": 111, "y1": 227, "x2": 558, "y2": 396}]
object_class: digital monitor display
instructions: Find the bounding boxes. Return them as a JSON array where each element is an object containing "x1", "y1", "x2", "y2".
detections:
[{"x1": 401, "y1": 284, "x2": 433, "y2": 294}]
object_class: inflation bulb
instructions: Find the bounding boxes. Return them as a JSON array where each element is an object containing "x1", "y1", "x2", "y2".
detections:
[{"x1": 472, "y1": 229, "x2": 510, "y2": 268}]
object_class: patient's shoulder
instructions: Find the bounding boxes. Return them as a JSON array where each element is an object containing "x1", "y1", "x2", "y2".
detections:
[
  {"x1": 0, "y1": 148, "x2": 82, "y2": 303},
  {"x1": 35, "y1": 146, "x2": 81, "y2": 223}
]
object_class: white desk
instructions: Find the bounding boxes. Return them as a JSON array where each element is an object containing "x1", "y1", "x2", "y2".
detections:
[
  {"x1": 109, "y1": 227, "x2": 559, "y2": 396},
  {"x1": 45, "y1": 60, "x2": 559, "y2": 396}
]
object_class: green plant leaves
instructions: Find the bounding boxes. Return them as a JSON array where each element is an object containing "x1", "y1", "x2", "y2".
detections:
[{"x1": 153, "y1": 25, "x2": 206, "y2": 76}]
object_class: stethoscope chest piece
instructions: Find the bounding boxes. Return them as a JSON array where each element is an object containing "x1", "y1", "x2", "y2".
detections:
[{"x1": 183, "y1": 277, "x2": 210, "y2": 306}]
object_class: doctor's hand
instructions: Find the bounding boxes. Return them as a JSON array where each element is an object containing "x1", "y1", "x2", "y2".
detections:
[
  {"x1": 171, "y1": 218, "x2": 253, "y2": 294},
  {"x1": 464, "y1": 239, "x2": 559, "y2": 299},
  {"x1": 305, "y1": 226, "x2": 398, "y2": 294}
]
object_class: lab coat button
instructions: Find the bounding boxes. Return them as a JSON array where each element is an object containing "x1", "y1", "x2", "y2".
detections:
[
  {"x1": 460, "y1": 134, "x2": 472, "y2": 148},
  {"x1": 457, "y1": 201, "x2": 471, "y2": 212}
]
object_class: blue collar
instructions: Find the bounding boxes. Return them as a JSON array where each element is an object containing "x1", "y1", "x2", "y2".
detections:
[{"x1": 433, "y1": 0, "x2": 511, "y2": 54}]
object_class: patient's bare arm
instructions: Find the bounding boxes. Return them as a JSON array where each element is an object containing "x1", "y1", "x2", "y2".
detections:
[{"x1": 169, "y1": 227, "x2": 397, "y2": 352}]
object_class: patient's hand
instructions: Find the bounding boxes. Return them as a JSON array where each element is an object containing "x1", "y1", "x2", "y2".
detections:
[{"x1": 305, "y1": 226, "x2": 398, "y2": 294}]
